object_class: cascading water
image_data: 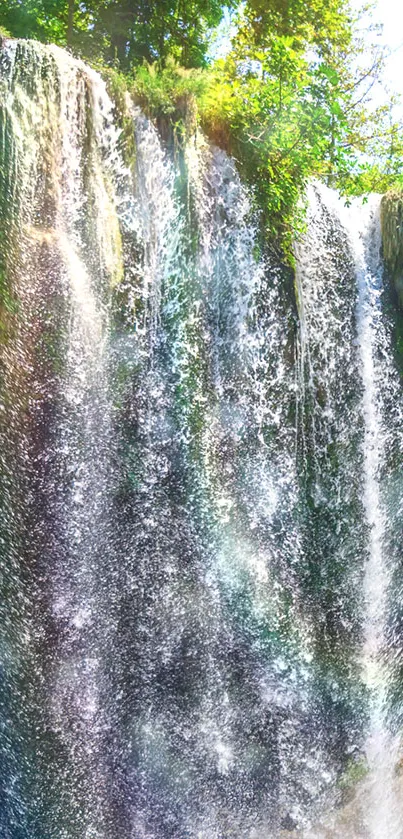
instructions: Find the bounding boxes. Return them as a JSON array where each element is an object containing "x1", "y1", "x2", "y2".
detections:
[
  {"x1": 344, "y1": 194, "x2": 401, "y2": 839},
  {"x1": 296, "y1": 184, "x2": 403, "y2": 837},
  {"x1": 0, "y1": 40, "x2": 402, "y2": 839},
  {"x1": 351, "y1": 194, "x2": 403, "y2": 839},
  {"x1": 0, "y1": 39, "x2": 126, "y2": 838}
]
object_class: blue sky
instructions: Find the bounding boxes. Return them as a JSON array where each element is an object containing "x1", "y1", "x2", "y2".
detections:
[
  {"x1": 372, "y1": 0, "x2": 403, "y2": 92},
  {"x1": 350, "y1": 0, "x2": 403, "y2": 104}
]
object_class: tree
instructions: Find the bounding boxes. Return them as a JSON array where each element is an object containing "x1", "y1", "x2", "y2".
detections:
[
  {"x1": 100, "y1": 0, "x2": 227, "y2": 68},
  {"x1": 199, "y1": 0, "x2": 403, "y2": 247},
  {"x1": 0, "y1": 0, "x2": 101, "y2": 51},
  {"x1": 238, "y1": 0, "x2": 352, "y2": 56},
  {"x1": 0, "y1": 0, "x2": 229, "y2": 68}
]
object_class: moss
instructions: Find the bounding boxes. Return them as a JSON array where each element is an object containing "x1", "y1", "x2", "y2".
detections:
[
  {"x1": 89, "y1": 56, "x2": 310, "y2": 260},
  {"x1": 336, "y1": 756, "x2": 369, "y2": 807},
  {"x1": 94, "y1": 58, "x2": 204, "y2": 166},
  {"x1": 381, "y1": 192, "x2": 403, "y2": 309},
  {"x1": 380, "y1": 192, "x2": 403, "y2": 376},
  {"x1": 93, "y1": 65, "x2": 137, "y2": 173},
  {"x1": 338, "y1": 757, "x2": 368, "y2": 791},
  {"x1": 131, "y1": 59, "x2": 204, "y2": 150}
]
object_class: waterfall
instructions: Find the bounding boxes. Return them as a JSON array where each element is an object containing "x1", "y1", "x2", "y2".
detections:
[
  {"x1": 296, "y1": 184, "x2": 403, "y2": 837},
  {"x1": 347, "y1": 194, "x2": 403, "y2": 839},
  {"x1": 0, "y1": 39, "x2": 126, "y2": 838},
  {"x1": 0, "y1": 41, "x2": 402, "y2": 839}
]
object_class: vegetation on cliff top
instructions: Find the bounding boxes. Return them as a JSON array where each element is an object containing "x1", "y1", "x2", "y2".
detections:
[{"x1": 1, "y1": 0, "x2": 403, "y2": 251}]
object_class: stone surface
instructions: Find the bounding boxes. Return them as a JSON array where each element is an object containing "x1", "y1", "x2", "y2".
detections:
[{"x1": 381, "y1": 191, "x2": 403, "y2": 309}]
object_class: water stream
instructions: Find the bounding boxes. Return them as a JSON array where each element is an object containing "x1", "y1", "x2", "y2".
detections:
[{"x1": 0, "y1": 41, "x2": 402, "y2": 839}]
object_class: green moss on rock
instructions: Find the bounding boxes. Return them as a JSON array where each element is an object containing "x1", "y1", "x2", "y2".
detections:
[
  {"x1": 380, "y1": 193, "x2": 403, "y2": 374},
  {"x1": 381, "y1": 192, "x2": 403, "y2": 309},
  {"x1": 100, "y1": 67, "x2": 137, "y2": 174}
]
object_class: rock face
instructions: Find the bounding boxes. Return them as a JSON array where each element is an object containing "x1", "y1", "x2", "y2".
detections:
[{"x1": 380, "y1": 192, "x2": 403, "y2": 309}]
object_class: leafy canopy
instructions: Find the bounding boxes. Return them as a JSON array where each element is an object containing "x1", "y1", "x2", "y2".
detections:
[
  {"x1": 0, "y1": 0, "x2": 229, "y2": 67},
  {"x1": 198, "y1": 0, "x2": 403, "y2": 249},
  {"x1": 1, "y1": 0, "x2": 402, "y2": 252}
]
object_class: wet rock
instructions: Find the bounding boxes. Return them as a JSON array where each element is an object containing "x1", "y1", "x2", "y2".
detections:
[{"x1": 381, "y1": 191, "x2": 403, "y2": 309}]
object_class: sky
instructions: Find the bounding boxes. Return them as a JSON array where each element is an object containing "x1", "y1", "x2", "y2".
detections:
[{"x1": 360, "y1": 0, "x2": 403, "y2": 97}]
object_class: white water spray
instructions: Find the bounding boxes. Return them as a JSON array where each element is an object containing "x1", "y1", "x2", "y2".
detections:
[
  {"x1": 298, "y1": 184, "x2": 403, "y2": 838},
  {"x1": 1, "y1": 41, "x2": 403, "y2": 839},
  {"x1": 345, "y1": 195, "x2": 403, "y2": 839}
]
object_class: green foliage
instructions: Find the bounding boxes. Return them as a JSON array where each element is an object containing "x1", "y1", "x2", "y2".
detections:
[
  {"x1": 132, "y1": 59, "x2": 206, "y2": 118},
  {"x1": 199, "y1": 52, "x2": 336, "y2": 250},
  {"x1": 197, "y1": 9, "x2": 357, "y2": 251},
  {"x1": 0, "y1": 0, "x2": 228, "y2": 67},
  {"x1": 98, "y1": 0, "x2": 228, "y2": 69},
  {"x1": 198, "y1": 0, "x2": 403, "y2": 253},
  {"x1": 240, "y1": 0, "x2": 352, "y2": 56},
  {"x1": 0, "y1": 0, "x2": 97, "y2": 51},
  {"x1": 132, "y1": 58, "x2": 206, "y2": 146},
  {"x1": 1, "y1": 0, "x2": 403, "y2": 255},
  {"x1": 97, "y1": 58, "x2": 207, "y2": 149}
]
